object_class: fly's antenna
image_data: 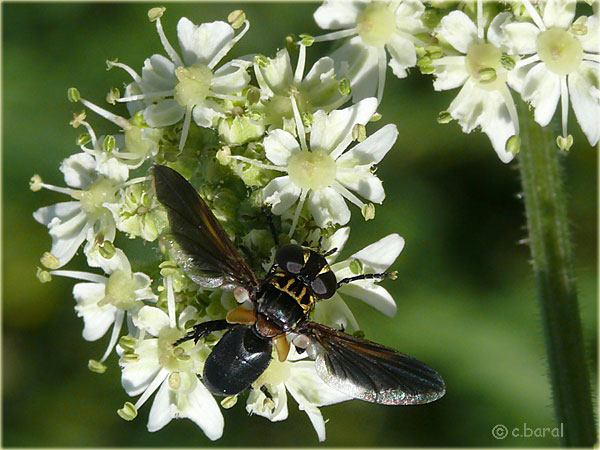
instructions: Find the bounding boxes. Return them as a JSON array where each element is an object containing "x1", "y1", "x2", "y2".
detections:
[
  {"x1": 336, "y1": 271, "x2": 398, "y2": 289},
  {"x1": 262, "y1": 205, "x2": 279, "y2": 247}
]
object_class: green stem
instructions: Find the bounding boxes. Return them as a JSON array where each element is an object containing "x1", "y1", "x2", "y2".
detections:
[{"x1": 516, "y1": 101, "x2": 596, "y2": 447}]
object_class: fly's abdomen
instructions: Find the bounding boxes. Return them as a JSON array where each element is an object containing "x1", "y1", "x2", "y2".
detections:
[{"x1": 202, "y1": 326, "x2": 272, "y2": 396}]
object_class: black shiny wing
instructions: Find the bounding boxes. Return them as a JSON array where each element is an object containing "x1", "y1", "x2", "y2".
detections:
[
  {"x1": 153, "y1": 164, "x2": 259, "y2": 295},
  {"x1": 299, "y1": 321, "x2": 445, "y2": 405}
]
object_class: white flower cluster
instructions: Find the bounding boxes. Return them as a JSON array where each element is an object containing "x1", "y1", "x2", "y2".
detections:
[{"x1": 31, "y1": 0, "x2": 597, "y2": 443}]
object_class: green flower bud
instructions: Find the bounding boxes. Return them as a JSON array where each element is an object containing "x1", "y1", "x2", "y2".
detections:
[
  {"x1": 117, "y1": 402, "x2": 137, "y2": 421},
  {"x1": 148, "y1": 7, "x2": 165, "y2": 22},
  {"x1": 285, "y1": 34, "x2": 297, "y2": 53},
  {"x1": 338, "y1": 78, "x2": 351, "y2": 96},
  {"x1": 67, "y1": 87, "x2": 80, "y2": 103},
  {"x1": 437, "y1": 111, "x2": 453, "y2": 124},
  {"x1": 349, "y1": 259, "x2": 363, "y2": 275},
  {"x1": 228, "y1": 10, "x2": 246, "y2": 29},
  {"x1": 41, "y1": 252, "x2": 60, "y2": 269},
  {"x1": 246, "y1": 86, "x2": 261, "y2": 104},
  {"x1": 88, "y1": 359, "x2": 107, "y2": 374},
  {"x1": 103, "y1": 135, "x2": 116, "y2": 152},
  {"x1": 506, "y1": 135, "x2": 521, "y2": 155},
  {"x1": 425, "y1": 45, "x2": 443, "y2": 59},
  {"x1": 30, "y1": 174, "x2": 43, "y2": 192},
  {"x1": 99, "y1": 240, "x2": 116, "y2": 259}
]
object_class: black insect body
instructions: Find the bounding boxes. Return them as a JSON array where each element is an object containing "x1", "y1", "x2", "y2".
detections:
[{"x1": 153, "y1": 164, "x2": 445, "y2": 406}]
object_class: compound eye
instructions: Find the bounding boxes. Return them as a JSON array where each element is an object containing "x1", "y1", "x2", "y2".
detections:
[
  {"x1": 275, "y1": 244, "x2": 305, "y2": 274},
  {"x1": 310, "y1": 270, "x2": 337, "y2": 299}
]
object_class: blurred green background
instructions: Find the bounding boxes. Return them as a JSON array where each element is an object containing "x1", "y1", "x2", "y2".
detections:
[{"x1": 3, "y1": 2, "x2": 597, "y2": 447}]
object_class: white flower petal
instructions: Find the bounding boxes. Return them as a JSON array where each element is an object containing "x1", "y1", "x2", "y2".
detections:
[
  {"x1": 448, "y1": 81, "x2": 516, "y2": 163},
  {"x1": 386, "y1": 33, "x2": 417, "y2": 78},
  {"x1": 264, "y1": 129, "x2": 301, "y2": 166},
  {"x1": 352, "y1": 233, "x2": 404, "y2": 272},
  {"x1": 192, "y1": 102, "x2": 225, "y2": 128},
  {"x1": 395, "y1": 0, "x2": 426, "y2": 34},
  {"x1": 179, "y1": 380, "x2": 225, "y2": 440},
  {"x1": 336, "y1": 167, "x2": 385, "y2": 203},
  {"x1": 246, "y1": 383, "x2": 289, "y2": 422},
  {"x1": 338, "y1": 282, "x2": 398, "y2": 317},
  {"x1": 141, "y1": 54, "x2": 176, "y2": 93},
  {"x1": 177, "y1": 18, "x2": 234, "y2": 66},
  {"x1": 578, "y1": 14, "x2": 599, "y2": 53},
  {"x1": 312, "y1": 292, "x2": 360, "y2": 331},
  {"x1": 211, "y1": 59, "x2": 251, "y2": 94},
  {"x1": 133, "y1": 306, "x2": 170, "y2": 336},
  {"x1": 337, "y1": 123, "x2": 398, "y2": 166},
  {"x1": 310, "y1": 97, "x2": 377, "y2": 155},
  {"x1": 433, "y1": 62, "x2": 470, "y2": 91},
  {"x1": 254, "y1": 49, "x2": 294, "y2": 97},
  {"x1": 313, "y1": 0, "x2": 361, "y2": 29},
  {"x1": 73, "y1": 282, "x2": 117, "y2": 341},
  {"x1": 522, "y1": 63, "x2": 561, "y2": 126},
  {"x1": 143, "y1": 99, "x2": 185, "y2": 127},
  {"x1": 60, "y1": 152, "x2": 97, "y2": 188},
  {"x1": 569, "y1": 63, "x2": 600, "y2": 146},
  {"x1": 436, "y1": 11, "x2": 479, "y2": 53},
  {"x1": 263, "y1": 176, "x2": 301, "y2": 215},
  {"x1": 543, "y1": 0, "x2": 576, "y2": 29},
  {"x1": 323, "y1": 226, "x2": 350, "y2": 264},
  {"x1": 47, "y1": 211, "x2": 90, "y2": 267},
  {"x1": 86, "y1": 246, "x2": 131, "y2": 275},
  {"x1": 120, "y1": 340, "x2": 161, "y2": 396},
  {"x1": 330, "y1": 37, "x2": 379, "y2": 101},
  {"x1": 307, "y1": 188, "x2": 351, "y2": 227},
  {"x1": 33, "y1": 201, "x2": 80, "y2": 227},
  {"x1": 147, "y1": 379, "x2": 175, "y2": 432},
  {"x1": 488, "y1": 13, "x2": 539, "y2": 55},
  {"x1": 301, "y1": 57, "x2": 346, "y2": 109}
]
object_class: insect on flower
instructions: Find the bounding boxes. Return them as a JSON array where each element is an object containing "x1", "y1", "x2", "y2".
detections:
[{"x1": 153, "y1": 164, "x2": 445, "y2": 406}]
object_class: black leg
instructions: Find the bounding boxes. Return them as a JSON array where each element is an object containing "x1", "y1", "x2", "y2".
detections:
[
  {"x1": 260, "y1": 385, "x2": 276, "y2": 413},
  {"x1": 173, "y1": 319, "x2": 232, "y2": 346},
  {"x1": 321, "y1": 247, "x2": 337, "y2": 258},
  {"x1": 262, "y1": 205, "x2": 279, "y2": 247},
  {"x1": 336, "y1": 271, "x2": 397, "y2": 289}
]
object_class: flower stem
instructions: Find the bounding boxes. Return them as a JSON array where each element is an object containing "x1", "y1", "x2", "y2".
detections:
[{"x1": 516, "y1": 100, "x2": 596, "y2": 446}]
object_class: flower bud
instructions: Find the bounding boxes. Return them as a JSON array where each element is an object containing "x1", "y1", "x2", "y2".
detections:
[{"x1": 67, "y1": 87, "x2": 80, "y2": 103}]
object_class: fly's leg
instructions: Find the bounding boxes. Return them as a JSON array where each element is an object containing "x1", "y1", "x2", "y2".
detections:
[
  {"x1": 260, "y1": 385, "x2": 276, "y2": 413},
  {"x1": 262, "y1": 205, "x2": 279, "y2": 247},
  {"x1": 173, "y1": 319, "x2": 232, "y2": 346},
  {"x1": 336, "y1": 271, "x2": 398, "y2": 289}
]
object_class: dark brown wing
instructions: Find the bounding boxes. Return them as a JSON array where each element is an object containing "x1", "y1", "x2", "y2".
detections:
[
  {"x1": 299, "y1": 321, "x2": 445, "y2": 405},
  {"x1": 153, "y1": 164, "x2": 259, "y2": 296}
]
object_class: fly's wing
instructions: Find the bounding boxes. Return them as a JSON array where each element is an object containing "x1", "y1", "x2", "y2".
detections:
[
  {"x1": 153, "y1": 164, "x2": 259, "y2": 295},
  {"x1": 300, "y1": 321, "x2": 445, "y2": 405}
]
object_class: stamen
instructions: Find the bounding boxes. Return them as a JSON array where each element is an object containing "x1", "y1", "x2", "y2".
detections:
[
  {"x1": 560, "y1": 76, "x2": 569, "y2": 138},
  {"x1": 477, "y1": 0, "x2": 483, "y2": 40},
  {"x1": 514, "y1": 54, "x2": 540, "y2": 69},
  {"x1": 290, "y1": 95, "x2": 308, "y2": 152},
  {"x1": 289, "y1": 189, "x2": 308, "y2": 238},
  {"x1": 155, "y1": 17, "x2": 183, "y2": 67},
  {"x1": 80, "y1": 98, "x2": 131, "y2": 130},
  {"x1": 377, "y1": 47, "x2": 387, "y2": 104},
  {"x1": 394, "y1": 29, "x2": 428, "y2": 47},
  {"x1": 166, "y1": 275, "x2": 176, "y2": 329},
  {"x1": 312, "y1": 28, "x2": 357, "y2": 43},
  {"x1": 332, "y1": 181, "x2": 365, "y2": 209},
  {"x1": 134, "y1": 368, "x2": 169, "y2": 410},
  {"x1": 521, "y1": 0, "x2": 546, "y2": 31},
  {"x1": 115, "y1": 90, "x2": 174, "y2": 103},
  {"x1": 499, "y1": 85, "x2": 520, "y2": 135},
  {"x1": 179, "y1": 108, "x2": 192, "y2": 151},
  {"x1": 431, "y1": 56, "x2": 466, "y2": 66},
  {"x1": 108, "y1": 61, "x2": 142, "y2": 83},
  {"x1": 38, "y1": 183, "x2": 77, "y2": 197},
  {"x1": 50, "y1": 270, "x2": 107, "y2": 284},
  {"x1": 294, "y1": 44, "x2": 307, "y2": 85},
  {"x1": 79, "y1": 120, "x2": 98, "y2": 149},
  {"x1": 210, "y1": 93, "x2": 245, "y2": 102},
  {"x1": 123, "y1": 176, "x2": 151, "y2": 186},
  {"x1": 228, "y1": 154, "x2": 286, "y2": 172},
  {"x1": 99, "y1": 309, "x2": 125, "y2": 363},
  {"x1": 208, "y1": 20, "x2": 250, "y2": 70}
]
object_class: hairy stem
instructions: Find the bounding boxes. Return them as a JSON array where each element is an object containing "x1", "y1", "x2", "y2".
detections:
[{"x1": 516, "y1": 100, "x2": 596, "y2": 447}]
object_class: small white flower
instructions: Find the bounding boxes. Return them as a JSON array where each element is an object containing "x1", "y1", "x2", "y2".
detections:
[
  {"x1": 253, "y1": 47, "x2": 349, "y2": 128},
  {"x1": 48, "y1": 249, "x2": 156, "y2": 363},
  {"x1": 32, "y1": 152, "x2": 122, "y2": 268},
  {"x1": 495, "y1": 0, "x2": 599, "y2": 146},
  {"x1": 114, "y1": 13, "x2": 251, "y2": 151},
  {"x1": 119, "y1": 299, "x2": 224, "y2": 439},
  {"x1": 313, "y1": 0, "x2": 427, "y2": 102},
  {"x1": 229, "y1": 97, "x2": 396, "y2": 235},
  {"x1": 431, "y1": 5, "x2": 520, "y2": 163},
  {"x1": 246, "y1": 346, "x2": 352, "y2": 442}
]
